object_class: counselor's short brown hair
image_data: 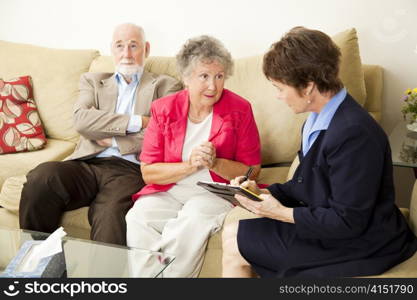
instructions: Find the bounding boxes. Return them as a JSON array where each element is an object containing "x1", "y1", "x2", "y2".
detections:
[{"x1": 263, "y1": 27, "x2": 343, "y2": 94}]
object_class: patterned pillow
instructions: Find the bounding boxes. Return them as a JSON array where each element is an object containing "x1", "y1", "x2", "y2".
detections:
[{"x1": 0, "y1": 76, "x2": 46, "y2": 154}]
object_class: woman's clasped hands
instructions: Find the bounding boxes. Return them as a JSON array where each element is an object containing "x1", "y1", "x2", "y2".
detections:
[{"x1": 189, "y1": 141, "x2": 216, "y2": 169}]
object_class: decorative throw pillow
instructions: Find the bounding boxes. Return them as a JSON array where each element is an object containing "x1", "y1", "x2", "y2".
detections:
[{"x1": 0, "y1": 76, "x2": 46, "y2": 154}]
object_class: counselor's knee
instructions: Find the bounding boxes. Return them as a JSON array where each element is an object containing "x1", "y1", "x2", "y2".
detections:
[{"x1": 222, "y1": 222, "x2": 240, "y2": 255}]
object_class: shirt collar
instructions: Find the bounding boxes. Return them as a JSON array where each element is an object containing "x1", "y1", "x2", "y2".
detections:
[
  {"x1": 115, "y1": 71, "x2": 142, "y2": 85},
  {"x1": 306, "y1": 87, "x2": 347, "y2": 133}
]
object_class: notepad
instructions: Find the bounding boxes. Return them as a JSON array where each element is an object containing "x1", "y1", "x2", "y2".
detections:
[{"x1": 197, "y1": 181, "x2": 262, "y2": 207}]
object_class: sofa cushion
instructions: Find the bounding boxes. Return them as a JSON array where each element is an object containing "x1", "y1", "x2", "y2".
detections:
[
  {"x1": 0, "y1": 76, "x2": 46, "y2": 154},
  {"x1": 286, "y1": 156, "x2": 300, "y2": 181},
  {"x1": 89, "y1": 56, "x2": 181, "y2": 82},
  {"x1": 0, "y1": 208, "x2": 19, "y2": 229},
  {"x1": 0, "y1": 138, "x2": 76, "y2": 189},
  {"x1": 88, "y1": 56, "x2": 115, "y2": 73},
  {"x1": 199, "y1": 249, "x2": 222, "y2": 278},
  {"x1": 365, "y1": 252, "x2": 417, "y2": 278},
  {"x1": 0, "y1": 40, "x2": 99, "y2": 143},
  {"x1": 0, "y1": 175, "x2": 26, "y2": 214},
  {"x1": 332, "y1": 28, "x2": 367, "y2": 106},
  {"x1": 60, "y1": 207, "x2": 91, "y2": 240},
  {"x1": 363, "y1": 65, "x2": 383, "y2": 123},
  {"x1": 145, "y1": 57, "x2": 181, "y2": 81},
  {"x1": 258, "y1": 166, "x2": 290, "y2": 185}
]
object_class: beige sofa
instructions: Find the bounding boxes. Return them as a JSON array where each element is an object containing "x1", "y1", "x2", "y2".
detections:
[{"x1": 1, "y1": 28, "x2": 416, "y2": 277}]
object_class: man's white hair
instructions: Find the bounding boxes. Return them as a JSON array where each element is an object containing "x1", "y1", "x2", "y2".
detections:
[
  {"x1": 112, "y1": 23, "x2": 147, "y2": 80},
  {"x1": 112, "y1": 23, "x2": 146, "y2": 43}
]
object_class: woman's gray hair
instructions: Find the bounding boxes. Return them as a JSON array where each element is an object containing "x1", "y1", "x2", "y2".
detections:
[{"x1": 176, "y1": 35, "x2": 234, "y2": 79}]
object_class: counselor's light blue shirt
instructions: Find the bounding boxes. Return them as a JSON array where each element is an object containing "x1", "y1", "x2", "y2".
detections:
[
  {"x1": 302, "y1": 88, "x2": 347, "y2": 156},
  {"x1": 96, "y1": 72, "x2": 143, "y2": 164}
]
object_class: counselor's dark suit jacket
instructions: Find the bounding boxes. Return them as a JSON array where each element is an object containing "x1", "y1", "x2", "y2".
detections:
[{"x1": 237, "y1": 94, "x2": 417, "y2": 278}]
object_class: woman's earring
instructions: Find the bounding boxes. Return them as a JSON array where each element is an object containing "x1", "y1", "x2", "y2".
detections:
[{"x1": 304, "y1": 91, "x2": 309, "y2": 103}]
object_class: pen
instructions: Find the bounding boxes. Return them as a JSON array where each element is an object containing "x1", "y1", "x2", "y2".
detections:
[{"x1": 240, "y1": 166, "x2": 254, "y2": 183}]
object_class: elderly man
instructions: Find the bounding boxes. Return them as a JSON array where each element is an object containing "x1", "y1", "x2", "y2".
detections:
[{"x1": 19, "y1": 23, "x2": 181, "y2": 245}]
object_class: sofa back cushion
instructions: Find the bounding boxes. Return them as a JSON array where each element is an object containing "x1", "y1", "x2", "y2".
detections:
[
  {"x1": 332, "y1": 28, "x2": 366, "y2": 106},
  {"x1": 89, "y1": 56, "x2": 181, "y2": 81},
  {"x1": 0, "y1": 40, "x2": 99, "y2": 143},
  {"x1": 226, "y1": 56, "x2": 307, "y2": 164}
]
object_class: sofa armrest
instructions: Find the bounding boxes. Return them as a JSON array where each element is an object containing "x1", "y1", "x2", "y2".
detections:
[
  {"x1": 286, "y1": 156, "x2": 300, "y2": 181},
  {"x1": 362, "y1": 64, "x2": 383, "y2": 123},
  {"x1": 0, "y1": 175, "x2": 27, "y2": 215}
]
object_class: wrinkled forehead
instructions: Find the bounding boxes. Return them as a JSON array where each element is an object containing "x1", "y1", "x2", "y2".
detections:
[
  {"x1": 112, "y1": 39, "x2": 141, "y2": 46},
  {"x1": 112, "y1": 26, "x2": 144, "y2": 45}
]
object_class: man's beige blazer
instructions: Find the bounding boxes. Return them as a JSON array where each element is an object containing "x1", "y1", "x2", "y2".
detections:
[{"x1": 67, "y1": 71, "x2": 182, "y2": 160}]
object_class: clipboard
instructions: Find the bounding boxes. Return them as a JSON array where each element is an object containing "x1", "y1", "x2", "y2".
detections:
[{"x1": 197, "y1": 181, "x2": 262, "y2": 207}]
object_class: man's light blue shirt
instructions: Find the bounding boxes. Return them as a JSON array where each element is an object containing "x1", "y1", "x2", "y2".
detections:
[
  {"x1": 302, "y1": 88, "x2": 347, "y2": 156},
  {"x1": 96, "y1": 72, "x2": 143, "y2": 164}
]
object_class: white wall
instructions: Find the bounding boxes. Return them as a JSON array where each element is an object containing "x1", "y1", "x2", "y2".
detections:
[
  {"x1": 1, "y1": 0, "x2": 416, "y2": 131},
  {"x1": 1, "y1": 0, "x2": 416, "y2": 204}
]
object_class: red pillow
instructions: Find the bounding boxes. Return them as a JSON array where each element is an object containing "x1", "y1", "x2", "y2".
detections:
[{"x1": 0, "y1": 76, "x2": 46, "y2": 154}]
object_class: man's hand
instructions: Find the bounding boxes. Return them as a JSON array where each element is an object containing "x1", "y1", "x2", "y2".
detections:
[
  {"x1": 96, "y1": 138, "x2": 112, "y2": 147},
  {"x1": 141, "y1": 116, "x2": 150, "y2": 128}
]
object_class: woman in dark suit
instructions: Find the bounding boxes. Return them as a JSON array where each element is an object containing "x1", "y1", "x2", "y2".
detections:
[{"x1": 222, "y1": 27, "x2": 417, "y2": 278}]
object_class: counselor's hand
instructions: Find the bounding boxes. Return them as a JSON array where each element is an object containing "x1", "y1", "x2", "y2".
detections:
[
  {"x1": 230, "y1": 178, "x2": 262, "y2": 195},
  {"x1": 235, "y1": 193, "x2": 295, "y2": 224}
]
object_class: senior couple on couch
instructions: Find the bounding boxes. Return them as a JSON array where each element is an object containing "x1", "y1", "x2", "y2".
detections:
[{"x1": 18, "y1": 23, "x2": 417, "y2": 278}]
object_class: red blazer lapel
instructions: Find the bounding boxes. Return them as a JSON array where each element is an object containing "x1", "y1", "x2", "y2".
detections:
[
  {"x1": 209, "y1": 108, "x2": 224, "y2": 142},
  {"x1": 209, "y1": 91, "x2": 225, "y2": 141},
  {"x1": 167, "y1": 90, "x2": 189, "y2": 161}
]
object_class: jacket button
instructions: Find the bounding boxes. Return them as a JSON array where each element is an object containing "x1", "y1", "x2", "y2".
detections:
[{"x1": 297, "y1": 176, "x2": 303, "y2": 183}]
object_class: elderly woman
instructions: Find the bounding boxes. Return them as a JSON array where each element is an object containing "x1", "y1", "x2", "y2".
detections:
[
  {"x1": 125, "y1": 35, "x2": 261, "y2": 277},
  {"x1": 222, "y1": 27, "x2": 417, "y2": 278}
]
